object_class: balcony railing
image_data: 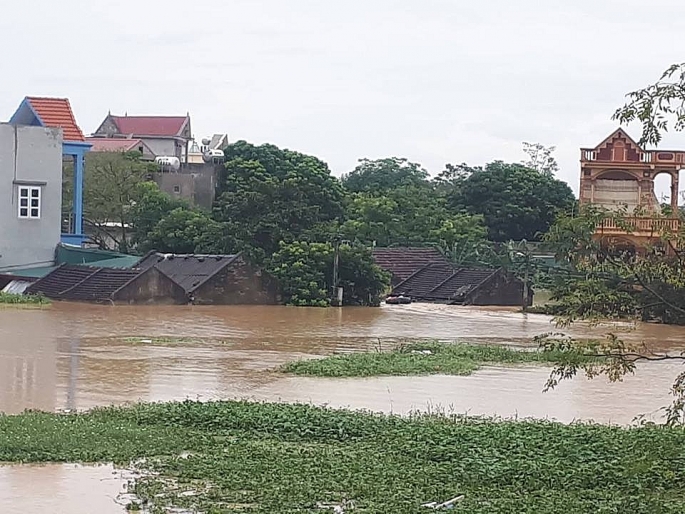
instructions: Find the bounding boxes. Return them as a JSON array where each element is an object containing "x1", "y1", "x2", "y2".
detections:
[
  {"x1": 598, "y1": 216, "x2": 680, "y2": 234},
  {"x1": 581, "y1": 149, "x2": 685, "y2": 164}
]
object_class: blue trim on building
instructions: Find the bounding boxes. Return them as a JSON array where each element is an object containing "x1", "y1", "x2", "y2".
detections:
[
  {"x1": 9, "y1": 98, "x2": 43, "y2": 127},
  {"x1": 9, "y1": 98, "x2": 93, "y2": 247}
]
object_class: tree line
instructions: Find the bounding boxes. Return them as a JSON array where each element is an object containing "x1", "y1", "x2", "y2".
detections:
[{"x1": 75, "y1": 141, "x2": 575, "y2": 306}]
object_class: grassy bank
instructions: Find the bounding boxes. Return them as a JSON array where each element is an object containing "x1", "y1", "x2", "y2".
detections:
[
  {"x1": 1, "y1": 400, "x2": 684, "y2": 512},
  {"x1": 280, "y1": 342, "x2": 587, "y2": 377},
  {"x1": 0, "y1": 292, "x2": 50, "y2": 306}
]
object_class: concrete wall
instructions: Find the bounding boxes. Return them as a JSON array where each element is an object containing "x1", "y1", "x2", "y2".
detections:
[
  {"x1": 0, "y1": 124, "x2": 62, "y2": 270},
  {"x1": 192, "y1": 257, "x2": 280, "y2": 305},
  {"x1": 153, "y1": 163, "x2": 219, "y2": 209},
  {"x1": 466, "y1": 271, "x2": 529, "y2": 307},
  {"x1": 112, "y1": 267, "x2": 188, "y2": 305},
  {"x1": 141, "y1": 137, "x2": 180, "y2": 158}
]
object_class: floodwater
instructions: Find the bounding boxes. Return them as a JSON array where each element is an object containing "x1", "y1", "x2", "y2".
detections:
[
  {"x1": 0, "y1": 464, "x2": 133, "y2": 513},
  {"x1": 1, "y1": 302, "x2": 685, "y2": 512},
  {"x1": 1, "y1": 302, "x2": 683, "y2": 421}
]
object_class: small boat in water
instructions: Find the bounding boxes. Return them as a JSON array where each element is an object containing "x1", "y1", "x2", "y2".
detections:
[{"x1": 385, "y1": 295, "x2": 412, "y2": 305}]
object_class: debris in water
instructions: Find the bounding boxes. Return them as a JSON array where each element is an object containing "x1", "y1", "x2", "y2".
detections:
[
  {"x1": 422, "y1": 495, "x2": 464, "y2": 509},
  {"x1": 140, "y1": 339, "x2": 153, "y2": 344}
]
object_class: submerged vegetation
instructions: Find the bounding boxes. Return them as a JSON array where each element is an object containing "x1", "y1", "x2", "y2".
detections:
[
  {"x1": 2, "y1": 400, "x2": 685, "y2": 513},
  {"x1": 280, "y1": 341, "x2": 594, "y2": 377},
  {"x1": 0, "y1": 292, "x2": 50, "y2": 306}
]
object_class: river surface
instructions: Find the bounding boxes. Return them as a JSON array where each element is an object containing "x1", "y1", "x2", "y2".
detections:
[{"x1": 1, "y1": 302, "x2": 684, "y2": 512}]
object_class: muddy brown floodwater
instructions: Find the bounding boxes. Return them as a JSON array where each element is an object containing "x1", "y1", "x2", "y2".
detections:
[
  {"x1": 1, "y1": 302, "x2": 684, "y2": 422},
  {"x1": 2, "y1": 302, "x2": 685, "y2": 512}
]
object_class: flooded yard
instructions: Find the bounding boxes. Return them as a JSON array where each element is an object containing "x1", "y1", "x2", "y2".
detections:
[{"x1": 1, "y1": 302, "x2": 684, "y2": 512}]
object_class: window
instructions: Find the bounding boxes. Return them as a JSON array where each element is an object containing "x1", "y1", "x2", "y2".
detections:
[
  {"x1": 173, "y1": 185, "x2": 181, "y2": 194},
  {"x1": 18, "y1": 186, "x2": 41, "y2": 219}
]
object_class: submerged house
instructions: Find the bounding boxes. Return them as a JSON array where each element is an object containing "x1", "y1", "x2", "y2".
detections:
[
  {"x1": 372, "y1": 247, "x2": 529, "y2": 306},
  {"x1": 26, "y1": 253, "x2": 280, "y2": 305}
]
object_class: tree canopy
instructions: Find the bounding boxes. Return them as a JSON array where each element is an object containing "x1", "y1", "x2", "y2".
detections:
[
  {"x1": 214, "y1": 141, "x2": 346, "y2": 260},
  {"x1": 448, "y1": 161, "x2": 576, "y2": 242},
  {"x1": 341, "y1": 157, "x2": 429, "y2": 193}
]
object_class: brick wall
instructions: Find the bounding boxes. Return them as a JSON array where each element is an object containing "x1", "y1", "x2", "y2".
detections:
[{"x1": 192, "y1": 256, "x2": 280, "y2": 305}]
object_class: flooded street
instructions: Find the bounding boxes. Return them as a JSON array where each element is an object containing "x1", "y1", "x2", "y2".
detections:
[{"x1": 1, "y1": 302, "x2": 685, "y2": 512}]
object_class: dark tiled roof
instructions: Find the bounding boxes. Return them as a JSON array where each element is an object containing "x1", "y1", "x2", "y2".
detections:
[
  {"x1": 25, "y1": 265, "x2": 140, "y2": 301},
  {"x1": 392, "y1": 264, "x2": 498, "y2": 301},
  {"x1": 26, "y1": 265, "x2": 96, "y2": 298},
  {"x1": 64, "y1": 268, "x2": 140, "y2": 302},
  {"x1": 392, "y1": 263, "x2": 455, "y2": 298},
  {"x1": 136, "y1": 253, "x2": 239, "y2": 293},
  {"x1": 372, "y1": 247, "x2": 450, "y2": 282},
  {"x1": 424, "y1": 268, "x2": 497, "y2": 300}
]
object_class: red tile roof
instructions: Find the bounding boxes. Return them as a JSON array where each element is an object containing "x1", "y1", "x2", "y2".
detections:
[
  {"x1": 110, "y1": 115, "x2": 188, "y2": 137},
  {"x1": 86, "y1": 137, "x2": 145, "y2": 152},
  {"x1": 26, "y1": 97, "x2": 85, "y2": 142}
]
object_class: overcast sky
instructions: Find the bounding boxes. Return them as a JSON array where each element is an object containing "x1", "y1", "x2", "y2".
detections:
[{"x1": 2, "y1": 0, "x2": 684, "y2": 199}]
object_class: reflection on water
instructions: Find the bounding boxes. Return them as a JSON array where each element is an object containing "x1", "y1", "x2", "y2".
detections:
[
  {"x1": 0, "y1": 464, "x2": 129, "y2": 514},
  {"x1": 0, "y1": 302, "x2": 683, "y2": 423}
]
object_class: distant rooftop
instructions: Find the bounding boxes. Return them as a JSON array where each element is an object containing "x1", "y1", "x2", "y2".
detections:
[
  {"x1": 86, "y1": 137, "x2": 148, "y2": 153},
  {"x1": 109, "y1": 115, "x2": 189, "y2": 137}
]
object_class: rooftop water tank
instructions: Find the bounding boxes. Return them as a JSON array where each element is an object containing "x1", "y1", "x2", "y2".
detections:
[{"x1": 155, "y1": 156, "x2": 181, "y2": 172}]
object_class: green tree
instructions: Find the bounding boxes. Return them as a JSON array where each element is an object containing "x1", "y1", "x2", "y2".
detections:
[
  {"x1": 342, "y1": 157, "x2": 430, "y2": 193},
  {"x1": 538, "y1": 71, "x2": 685, "y2": 423},
  {"x1": 80, "y1": 151, "x2": 154, "y2": 252},
  {"x1": 141, "y1": 208, "x2": 226, "y2": 254},
  {"x1": 129, "y1": 181, "x2": 188, "y2": 251},
  {"x1": 521, "y1": 142, "x2": 559, "y2": 176},
  {"x1": 214, "y1": 142, "x2": 346, "y2": 260},
  {"x1": 613, "y1": 62, "x2": 685, "y2": 146},
  {"x1": 449, "y1": 161, "x2": 576, "y2": 242},
  {"x1": 268, "y1": 241, "x2": 389, "y2": 307}
]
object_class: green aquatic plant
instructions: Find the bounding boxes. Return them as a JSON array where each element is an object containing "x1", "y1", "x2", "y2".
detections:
[
  {"x1": 1, "y1": 400, "x2": 685, "y2": 512},
  {"x1": 0, "y1": 292, "x2": 50, "y2": 306},
  {"x1": 280, "y1": 341, "x2": 593, "y2": 377}
]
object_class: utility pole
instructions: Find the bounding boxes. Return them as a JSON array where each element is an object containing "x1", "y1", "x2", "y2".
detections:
[{"x1": 332, "y1": 235, "x2": 342, "y2": 307}]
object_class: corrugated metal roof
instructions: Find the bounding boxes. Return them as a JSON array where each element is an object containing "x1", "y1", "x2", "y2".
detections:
[
  {"x1": 56, "y1": 244, "x2": 139, "y2": 268},
  {"x1": 137, "y1": 253, "x2": 239, "y2": 293},
  {"x1": 25, "y1": 97, "x2": 85, "y2": 142},
  {"x1": 111, "y1": 115, "x2": 188, "y2": 137},
  {"x1": 3, "y1": 266, "x2": 58, "y2": 279},
  {"x1": 2, "y1": 280, "x2": 32, "y2": 295}
]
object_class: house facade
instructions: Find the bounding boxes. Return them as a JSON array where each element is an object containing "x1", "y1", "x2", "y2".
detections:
[
  {"x1": 92, "y1": 114, "x2": 192, "y2": 161},
  {"x1": 9, "y1": 96, "x2": 91, "y2": 247},
  {"x1": 580, "y1": 129, "x2": 682, "y2": 253},
  {"x1": 0, "y1": 124, "x2": 63, "y2": 271}
]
